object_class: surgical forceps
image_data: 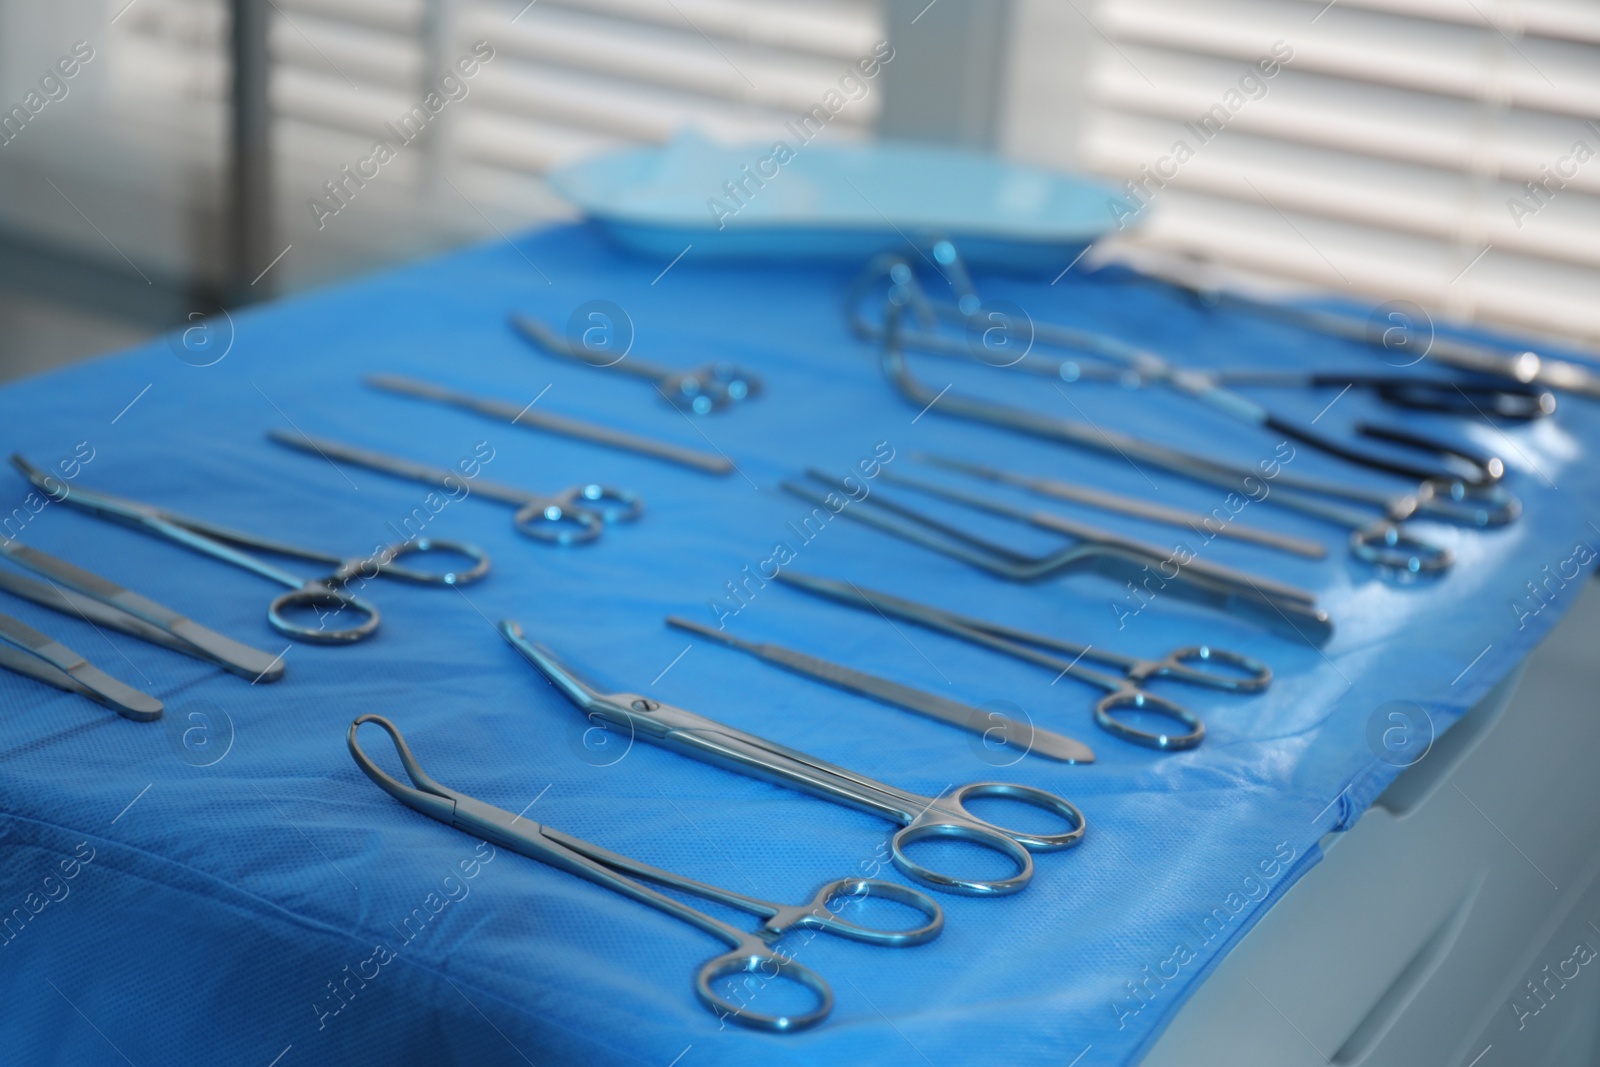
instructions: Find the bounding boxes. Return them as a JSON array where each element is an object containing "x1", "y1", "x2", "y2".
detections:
[
  {"x1": 0, "y1": 540, "x2": 285, "y2": 681},
  {"x1": 1127, "y1": 257, "x2": 1600, "y2": 403},
  {"x1": 783, "y1": 472, "x2": 1334, "y2": 647},
  {"x1": 872, "y1": 303, "x2": 1521, "y2": 573},
  {"x1": 350, "y1": 715, "x2": 941, "y2": 1032},
  {"x1": 0, "y1": 610, "x2": 162, "y2": 720},
  {"x1": 511, "y1": 315, "x2": 763, "y2": 416},
  {"x1": 503, "y1": 621, "x2": 1086, "y2": 896},
  {"x1": 268, "y1": 431, "x2": 641, "y2": 547},
  {"x1": 665, "y1": 614, "x2": 1095, "y2": 763},
  {"x1": 12, "y1": 455, "x2": 489, "y2": 644},
  {"x1": 911, "y1": 452, "x2": 1327, "y2": 559},
  {"x1": 862, "y1": 253, "x2": 1507, "y2": 488},
  {"x1": 777, "y1": 572, "x2": 1272, "y2": 751},
  {"x1": 367, "y1": 374, "x2": 735, "y2": 475}
]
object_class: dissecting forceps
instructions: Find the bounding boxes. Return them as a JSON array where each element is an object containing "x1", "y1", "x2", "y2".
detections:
[
  {"x1": 776, "y1": 572, "x2": 1273, "y2": 751},
  {"x1": 0, "y1": 610, "x2": 162, "y2": 720},
  {"x1": 783, "y1": 472, "x2": 1334, "y2": 647},
  {"x1": 511, "y1": 315, "x2": 763, "y2": 415},
  {"x1": 503, "y1": 621, "x2": 1087, "y2": 896},
  {"x1": 268, "y1": 430, "x2": 642, "y2": 547},
  {"x1": 12, "y1": 455, "x2": 489, "y2": 644},
  {"x1": 350, "y1": 714, "x2": 942, "y2": 1032},
  {"x1": 910, "y1": 452, "x2": 1327, "y2": 559},
  {"x1": 664, "y1": 614, "x2": 1095, "y2": 763},
  {"x1": 0, "y1": 539, "x2": 285, "y2": 681},
  {"x1": 366, "y1": 374, "x2": 735, "y2": 475}
]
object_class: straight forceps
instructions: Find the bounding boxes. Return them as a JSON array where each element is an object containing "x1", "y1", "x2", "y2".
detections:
[
  {"x1": 268, "y1": 431, "x2": 641, "y2": 546},
  {"x1": 0, "y1": 610, "x2": 162, "y2": 720},
  {"x1": 502, "y1": 621, "x2": 1086, "y2": 896},
  {"x1": 511, "y1": 315, "x2": 762, "y2": 415},
  {"x1": 350, "y1": 716, "x2": 941, "y2": 1032},
  {"x1": 367, "y1": 374, "x2": 735, "y2": 475},
  {"x1": 784, "y1": 472, "x2": 1333, "y2": 647},
  {"x1": 776, "y1": 572, "x2": 1272, "y2": 751},
  {"x1": 0, "y1": 540, "x2": 285, "y2": 681},
  {"x1": 12, "y1": 456, "x2": 489, "y2": 644}
]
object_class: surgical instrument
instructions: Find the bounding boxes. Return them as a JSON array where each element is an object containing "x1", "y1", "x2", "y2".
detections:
[
  {"x1": 366, "y1": 374, "x2": 735, "y2": 475},
  {"x1": 784, "y1": 473, "x2": 1334, "y2": 647},
  {"x1": 511, "y1": 314, "x2": 763, "y2": 416},
  {"x1": 0, "y1": 541, "x2": 285, "y2": 681},
  {"x1": 0, "y1": 610, "x2": 162, "y2": 720},
  {"x1": 268, "y1": 430, "x2": 641, "y2": 547},
  {"x1": 12, "y1": 455, "x2": 489, "y2": 644},
  {"x1": 874, "y1": 304, "x2": 1521, "y2": 573},
  {"x1": 502, "y1": 620, "x2": 1086, "y2": 896},
  {"x1": 778, "y1": 572, "x2": 1273, "y2": 750},
  {"x1": 349, "y1": 714, "x2": 942, "y2": 1032},
  {"x1": 865, "y1": 255, "x2": 1506, "y2": 487},
  {"x1": 664, "y1": 615, "x2": 1095, "y2": 763},
  {"x1": 1126, "y1": 257, "x2": 1600, "y2": 402},
  {"x1": 911, "y1": 452, "x2": 1328, "y2": 559}
]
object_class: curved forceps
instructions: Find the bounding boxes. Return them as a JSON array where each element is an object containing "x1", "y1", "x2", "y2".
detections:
[
  {"x1": 775, "y1": 572, "x2": 1270, "y2": 751},
  {"x1": 501, "y1": 621, "x2": 1086, "y2": 896},
  {"x1": 267, "y1": 430, "x2": 641, "y2": 546},
  {"x1": 349, "y1": 715, "x2": 941, "y2": 1032},
  {"x1": 12, "y1": 455, "x2": 490, "y2": 643}
]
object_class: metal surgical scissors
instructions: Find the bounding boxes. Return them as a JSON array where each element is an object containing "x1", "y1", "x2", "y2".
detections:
[
  {"x1": 776, "y1": 572, "x2": 1272, "y2": 751},
  {"x1": 511, "y1": 315, "x2": 763, "y2": 415},
  {"x1": 12, "y1": 455, "x2": 490, "y2": 643},
  {"x1": 350, "y1": 714, "x2": 942, "y2": 1032},
  {"x1": 268, "y1": 431, "x2": 642, "y2": 546},
  {"x1": 502, "y1": 621, "x2": 1086, "y2": 896}
]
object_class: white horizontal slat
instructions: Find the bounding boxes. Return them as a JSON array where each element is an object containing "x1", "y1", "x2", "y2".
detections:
[
  {"x1": 1305, "y1": 0, "x2": 1600, "y2": 44},
  {"x1": 277, "y1": 0, "x2": 426, "y2": 36},
  {"x1": 465, "y1": 4, "x2": 878, "y2": 115},
  {"x1": 1085, "y1": 111, "x2": 1600, "y2": 270},
  {"x1": 528, "y1": 0, "x2": 882, "y2": 59},
  {"x1": 1101, "y1": 0, "x2": 1600, "y2": 118},
  {"x1": 1113, "y1": 188, "x2": 1600, "y2": 340},
  {"x1": 1089, "y1": 44, "x2": 1600, "y2": 194},
  {"x1": 467, "y1": 61, "x2": 825, "y2": 146},
  {"x1": 267, "y1": 12, "x2": 423, "y2": 92},
  {"x1": 454, "y1": 109, "x2": 625, "y2": 174}
]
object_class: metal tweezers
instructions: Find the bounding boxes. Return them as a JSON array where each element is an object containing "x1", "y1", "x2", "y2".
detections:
[
  {"x1": 0, "y1": 539, "x2": 286, "y2": 683},
  {"x1": 0, "y1": 609, "x2": 162, "y2": 720},
  {"x1": 782, "y1": 471, "x2": 1333, "y2": 647}
]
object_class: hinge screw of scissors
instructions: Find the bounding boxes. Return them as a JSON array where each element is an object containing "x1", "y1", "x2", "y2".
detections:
[{"x1": 632, "y1": 699, "x2": 660, "y2": 712}]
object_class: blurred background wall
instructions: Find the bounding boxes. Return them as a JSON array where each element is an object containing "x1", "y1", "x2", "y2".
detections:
[{"x1": 1, "y1": 0, "x2": 1596, "y2": 382}]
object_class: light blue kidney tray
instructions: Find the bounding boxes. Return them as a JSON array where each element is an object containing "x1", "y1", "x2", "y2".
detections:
[{"x1": 547, "y1": 133, "x2": 1141, "y2": 274}]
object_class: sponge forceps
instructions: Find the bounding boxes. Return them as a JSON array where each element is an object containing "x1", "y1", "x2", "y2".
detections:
[
  {"x1": 13, "y1": 455, "x2": 490, "y2": 643},
  {"x1": 349, "y1": 714, "x2": 943, "y2": 1032}
]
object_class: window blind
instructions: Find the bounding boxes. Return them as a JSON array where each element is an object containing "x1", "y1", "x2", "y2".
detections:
[{"x1": 1005, "y1": 0, "x2": 1600, "y2": 344}]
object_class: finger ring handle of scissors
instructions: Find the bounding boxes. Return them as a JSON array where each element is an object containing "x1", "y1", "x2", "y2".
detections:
[
  {"x1": 891, "y1": 783, "x2": 1085, "y2": 896},
  {"x1": 512, "y1": 486, "x2": 642, "y2": 545},
  {"x1": 1408, "y1": 477, "x2": 1521, "y2": 528},
  {"x1": 1128, "y1": 645, "x2": 1273, "y2": 693},
  {"x1": 1093, "y1": 687, "x2": 1206, "y2": 751},
  {"x1": 695, "y1": 943, "x2": 832, "y2": 1032},
  {"x1": 1349, "y1": 520, "x2": 1452, "y2": 575},
  {"x1": 268, "y1": 585, "x2": 380, "y2": 644},
  {"x1": 662, "y1": 364, "x2": 763, "y2": 415},
  {"x1": 770, "y1": 878, "x2": 944, "y2": 947},
  {"x1": 338, "y1": 538, "x2": 492, "y2": 585},
  {"x1": 1368, "y1": 379, "x2": 1554, "y2": 420}
]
